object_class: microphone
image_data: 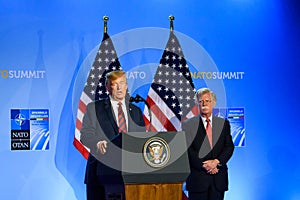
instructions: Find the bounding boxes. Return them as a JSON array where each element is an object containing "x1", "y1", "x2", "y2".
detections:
[
  {"x1": 129, "y1": 94, "x2": 152, "y2": 132},
  {"x1": 129, "y1": 94, "x2": 144, "y2": 103}
]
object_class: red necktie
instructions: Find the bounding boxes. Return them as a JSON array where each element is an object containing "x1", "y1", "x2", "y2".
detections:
[
  {"x1": 118, "y1": 102, "x2": 127, "y2": 133},
  {"x1": 206, "y1": 118, "x2": 212, "y2": 148}
]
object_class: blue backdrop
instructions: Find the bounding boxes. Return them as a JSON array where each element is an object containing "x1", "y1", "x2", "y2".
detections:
[{"x1": 1, "y1": 0, "x2": 300, "y2": 200}]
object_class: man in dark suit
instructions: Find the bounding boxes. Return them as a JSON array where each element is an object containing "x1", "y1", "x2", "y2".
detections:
[
  {"x1": 182, "y1": 88, "x2": 234, "y2": 200},
  {"x1": 80, "y1": 70, "x2": 145, "y2": 200}
]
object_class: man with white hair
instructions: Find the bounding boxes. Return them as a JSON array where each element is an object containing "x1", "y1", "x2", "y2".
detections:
[{"x1": 183, "y1": 88, "x2": 234, "y2": 200}]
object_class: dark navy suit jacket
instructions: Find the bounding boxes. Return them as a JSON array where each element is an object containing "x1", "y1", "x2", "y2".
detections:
[
  {"x1": 80, "y1": 98, "x2": 145, "y2": 185},
  {"x1": 182, "y1": 116, "x2": 234, "y2": 192}
]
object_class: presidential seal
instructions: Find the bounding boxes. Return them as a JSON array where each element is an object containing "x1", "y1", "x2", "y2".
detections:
[{"x1": 143, "y1": 137, "x2": 170, "y2": 168}]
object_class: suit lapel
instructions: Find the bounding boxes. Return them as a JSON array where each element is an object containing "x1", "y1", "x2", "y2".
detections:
[
  {"x1": 103, "y1": 99, "x2": 119, "y2": 134},
  {"x1": 212, "y1": 117, "x2": 223, "y2": 147},
  {"x1": 126, "y1": 103, "x2": 133, "y2": 131}
]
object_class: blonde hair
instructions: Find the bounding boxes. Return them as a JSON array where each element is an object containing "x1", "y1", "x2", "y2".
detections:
[{"x1": 105, "y1": 70, "x2": 126, "y2": 86}]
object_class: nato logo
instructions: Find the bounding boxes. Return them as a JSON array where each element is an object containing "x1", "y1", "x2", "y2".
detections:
[
  {"x1": 10, "y1": 109, "x2": 49, "y2": 151},
  {"x1": 11, "y1": 109, "x2": 30, "y2": 130},
  {"x1": 11, "y1": 109, "x2": 30, "y2": 150},
  {"x1": 14, "y1": 113, "x2": 26, "y2": 126}
]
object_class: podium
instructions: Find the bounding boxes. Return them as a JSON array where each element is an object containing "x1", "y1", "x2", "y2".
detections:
[{"x1": 97, "y1": 131, "x2": 190, "y2": 200}]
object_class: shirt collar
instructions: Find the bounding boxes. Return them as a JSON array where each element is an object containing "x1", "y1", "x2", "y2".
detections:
[
  {"x1": 110, "y1": 97, "x2": 125, "y2": 106},
  {"x1": 201, "y1": 115, "x2": 212, "y2": 123}
]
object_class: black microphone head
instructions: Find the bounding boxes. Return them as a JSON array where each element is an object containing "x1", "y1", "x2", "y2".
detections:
[
  {"x1": 129, "y1": 94, "x2": 144, "y2": 103},
  {"x1": 129, "y1": 96, "x2": 135, "y2": 103}
]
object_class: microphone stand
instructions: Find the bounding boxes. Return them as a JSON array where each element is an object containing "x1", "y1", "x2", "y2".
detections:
[{"x1": 130, "y1": 94, "x2": 152, "y2": 132}]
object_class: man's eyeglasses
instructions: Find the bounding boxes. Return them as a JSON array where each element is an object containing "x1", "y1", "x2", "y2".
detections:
[{"x1": 199, "y1": 99, "x2": 212, "y2": 104}]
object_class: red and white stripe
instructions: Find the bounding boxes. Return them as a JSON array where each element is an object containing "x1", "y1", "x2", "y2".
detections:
[
  {"x1": 73, "y1": 92, "x2": 91, "y2": 159},
  {"x1": 144, "y1": 87, "x2": 181, "y2": 132}
]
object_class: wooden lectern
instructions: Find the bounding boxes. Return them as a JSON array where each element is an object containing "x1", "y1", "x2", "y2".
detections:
[
  {"x1": 97, "y1": 131, "x2": 190, "y2": 200},
  {"x1": 125, "y1": 183, "x2": 183, "y2": 200}
]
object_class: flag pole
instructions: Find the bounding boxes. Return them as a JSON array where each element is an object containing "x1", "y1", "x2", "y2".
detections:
[
  {"x1": 103, "y1": 15, "x2": 109, "y2": 33},
  {"x1": 169, "y1": 15, "x2": 175, "y2": 32}
]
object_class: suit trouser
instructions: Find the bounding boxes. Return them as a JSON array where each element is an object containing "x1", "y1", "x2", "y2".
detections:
[
  {"x1": 188, "y1": 176, "x2": 225, "y2": 200},
  {"x1": 86, "y1": 183, "x2": 106, "y2": 200}
]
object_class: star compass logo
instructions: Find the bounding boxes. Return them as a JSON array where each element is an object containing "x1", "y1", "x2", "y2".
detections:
[{"x1": 14, "y1": 113, "x2": 27, "y2": 127}]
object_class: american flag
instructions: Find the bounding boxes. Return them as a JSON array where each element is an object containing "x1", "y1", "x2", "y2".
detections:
[
  {"x1": 73, "y1": 32, "x2": 122, "y2": 159},
  {"x1": 144, "y1": 30, "x2": 197, "y2": 200},
  {"x1": 144, "y1": 31, "x2": 197, "y2": 132}
]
